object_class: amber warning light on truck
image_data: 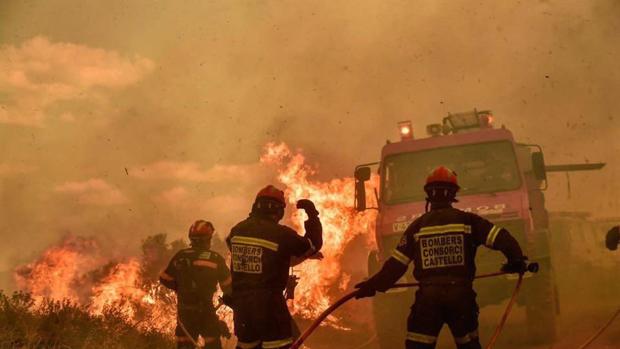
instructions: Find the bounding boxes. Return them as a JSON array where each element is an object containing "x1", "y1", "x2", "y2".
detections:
[{"x1": 398, "y1": 120, "x2": 413, "y2": 140}]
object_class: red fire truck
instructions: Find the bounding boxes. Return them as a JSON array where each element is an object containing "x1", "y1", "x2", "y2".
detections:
[{"x1": 354, "y1": 110, "x2": 605, "y2": 347}]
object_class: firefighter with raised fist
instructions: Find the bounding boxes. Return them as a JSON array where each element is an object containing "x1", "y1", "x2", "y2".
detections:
[
  {"x1": 355, "y1": 166, "x2": 526, "y2": 349},
  {"x1": 226, "y1": 185, "x2": 323, "y2": 349},
  {"x1": 160, "y1": 220, "x2": 233, "y2": 349}
]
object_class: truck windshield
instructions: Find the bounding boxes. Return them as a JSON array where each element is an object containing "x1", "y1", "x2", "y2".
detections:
[{"x1": 382, "y1": 141, "x2": 521, "y2": 204}]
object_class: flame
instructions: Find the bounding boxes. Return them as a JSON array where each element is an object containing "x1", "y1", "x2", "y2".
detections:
[
  {"x1": 14, "y1": 235, "x2": 177, "y2": 334},
  {"x1": 14, "y1": 142, "x2": 379, "y2": 341},
  {"x1": 90, "y1": 258, "x2": 143, "y2": 316},
  {"x1": 261, "y1": 142, "x2": 378, "y2": 323},
  {"x1": 14, "y1": 235, "x2": 101, "y2": 304}
]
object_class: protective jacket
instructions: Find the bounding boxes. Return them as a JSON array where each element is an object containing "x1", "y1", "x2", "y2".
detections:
[
  {"x1": 160, "y1": 247, "x2": 232, "y2": 349},
  {"x1": 366, "y1": 204, "x2": 523, "y2": 290},
  {"x1": 226, "y1": 211, "x2": 322, "y2": 349},
  {"x1": 226, "y1": 212, "x2": 321, "y2": 292},
  {"x1": 360, "y1": 203, "x2": 524, "y2": 349}
]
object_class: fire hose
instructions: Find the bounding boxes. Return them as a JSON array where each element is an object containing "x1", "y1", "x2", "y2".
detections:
[
  {"x1": 290, "y1": 263, "x2": 538, "y2": 349},
  {"x1": 576, "y1": 305, "x2": 620, "y2": 349}
]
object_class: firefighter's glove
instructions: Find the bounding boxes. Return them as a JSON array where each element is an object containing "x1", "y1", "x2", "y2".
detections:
[
  {"x1": 606, "y1": 226, "x2": 619, "y2": 251},
  {"x1": 221, "y1": 294, "x2": 234, "y2": 308},
  {"x1": 354, "y1": 280, "x2": 377, "y2": 299},
  {"x1": 218, "y1": 320, "x2": 231, "y2": 339},
  {"x1": 501, "y1": 258, "x2": 528, "y2": 274},
  {"x1": 296, "y1": 199, "x2": 319, "y2": 217}
]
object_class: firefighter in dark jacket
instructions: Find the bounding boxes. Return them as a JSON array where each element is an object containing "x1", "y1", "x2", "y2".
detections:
[
  {"x1": 226, "y1": 185, "x2": 323, "y2": 349},
  {"x1": 160, "y1": 220, "x2": 232, "y2": 349},
  {"x1": 355, "y1": 166, "x2": 527, "y2": 349}
]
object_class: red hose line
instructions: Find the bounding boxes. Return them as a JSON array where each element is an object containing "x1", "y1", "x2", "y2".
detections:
[
  {"x1": 290, "y1": 290, "x2": 360, "y2": 349},
  {"x1": 484, "y1": 273, "x2": 523, "y2": 349},
  {"x1": 577, "y1": 306, "x2": 620, "y2": 349},
  {"x1": 290, "y1": 271, "x2": 510, "y2": 349}
]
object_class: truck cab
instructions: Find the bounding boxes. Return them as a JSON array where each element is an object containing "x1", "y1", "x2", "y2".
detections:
[{"x1": 354, "y1": 110, "x2": 591, "y2": 347}]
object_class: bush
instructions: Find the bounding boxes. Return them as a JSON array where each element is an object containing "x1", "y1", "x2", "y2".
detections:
[{"x1": 0, "y1": 290, "x2": 174, "y2": 349}]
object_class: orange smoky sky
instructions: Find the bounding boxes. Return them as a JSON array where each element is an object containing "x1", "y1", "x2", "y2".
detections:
[{"x1": 0, "y1": 0, "x2": 619, "y2": 286}]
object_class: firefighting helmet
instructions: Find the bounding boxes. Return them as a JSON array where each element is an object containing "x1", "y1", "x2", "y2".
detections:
[
  {"x1": 188, "y1": 220, "x2": 215, "y2": 239},
  {"x1": 424, "y1": 166, "x2": 460, "y2": 203},
  {"x1": 424, "y1": 166, "x2": 460, "y2": 189},
  {"x1": 255, "y1": 185, "x2": 286, "y2": 207},
  {"x1": 253, "y1": 185, "x2": 286, "y2": 221}
]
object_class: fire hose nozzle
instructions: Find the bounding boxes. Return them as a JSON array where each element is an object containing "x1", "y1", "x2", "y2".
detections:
[{"x1": 527, "y1": 262, "x2": 539, "y2": 273}]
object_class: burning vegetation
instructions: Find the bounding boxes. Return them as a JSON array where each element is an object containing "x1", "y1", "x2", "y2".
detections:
[
  {"x1": 13, "y1": 234, "x2": 179, "y2": 333},
  {"x1": 3, "y1": 233, "x2": 179, "y2": 348},
  {"x1": 6, "y1": 142, "x2": 379, "y2": 347}
]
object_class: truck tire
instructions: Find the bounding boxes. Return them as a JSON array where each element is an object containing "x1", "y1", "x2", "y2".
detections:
[{"x1": 368, "y1": 251, "x2": 411, "y2": 349}]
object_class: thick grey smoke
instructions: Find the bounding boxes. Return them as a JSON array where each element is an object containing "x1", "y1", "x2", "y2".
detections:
[{"x1": 0, "y1": 0, "x2": 619, "y2": 291}]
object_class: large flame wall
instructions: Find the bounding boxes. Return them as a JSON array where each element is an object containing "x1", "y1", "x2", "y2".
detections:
[
  {"x1": 13, "y1": 142, "x2": 379, "y2": 337},
  {"x1": 261, "y1": 142, "x2": 378, "y2": 322}
]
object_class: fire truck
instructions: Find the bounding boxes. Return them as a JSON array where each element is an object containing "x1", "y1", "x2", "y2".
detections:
[{"x1": 353, "y1": 110, "x2": 605, "y2": 347}]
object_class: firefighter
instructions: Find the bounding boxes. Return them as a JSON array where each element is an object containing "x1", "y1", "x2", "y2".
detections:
[
  {"x1": 355, "y1": 166, "x2": 527, "y2": 349},
  {"x1": 160, "y1": 220, "x2": 232, "y2": 349},
  {"x1": 606, "y1": 226, "x2": 619, "y2": 251},
  {"x1": 226, "y1": 185, "x2": 323, "y2": 349}
]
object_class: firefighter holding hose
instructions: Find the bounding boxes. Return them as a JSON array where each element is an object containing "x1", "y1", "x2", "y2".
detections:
[
  {"x1": 355, "y1": 166, "x2": 527, "y2": 349},
  {"x1": 160, "y1": 220, "x2": 232, "y2": 349},
  {"x1": 226, "y1": 185, "x2": 323, "y2": 349}
]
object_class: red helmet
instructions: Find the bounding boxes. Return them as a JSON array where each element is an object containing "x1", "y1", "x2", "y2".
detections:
[
  {"x1": 256, "y1": 185, "x2": 286, "y2": 206},
  {"x1": 188, "y1": 220, "x2": 214, "y2": 238},
  {"x1": 425, "y1": 166, "x2": 459, "y2": 189}
]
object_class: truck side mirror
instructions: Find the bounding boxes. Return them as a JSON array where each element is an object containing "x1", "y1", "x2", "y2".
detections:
[
  {"x1": 354, "y1": 167, "x2": 371, "y2": 211},
  {"x1": 532, "y1": 152, "x2": 547, "y2": 181}
]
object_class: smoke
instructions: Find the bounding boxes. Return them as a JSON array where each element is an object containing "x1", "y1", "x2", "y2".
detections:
[{"x1": 0, "y1": 0, "x2": 619, "y2": 289}]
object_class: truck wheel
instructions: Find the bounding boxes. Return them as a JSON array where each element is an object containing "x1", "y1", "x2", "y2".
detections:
[
  {"x1": 524, "y1": 258, "x2": 557, "y2": 345},
  {"x1": 368, "y1": 251, "x2": 411, "y2": 349}
]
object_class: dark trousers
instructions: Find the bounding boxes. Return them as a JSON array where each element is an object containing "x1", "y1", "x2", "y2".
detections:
[
  {"x1": 406, "y1": 284, "x2": 481, "y2": 349},
  {"x1": 233, "y1": 289, "x2": 294, "y2": 349},
  {"x1": 176, "y1": 306, "x2": 223, "y2": 349}
]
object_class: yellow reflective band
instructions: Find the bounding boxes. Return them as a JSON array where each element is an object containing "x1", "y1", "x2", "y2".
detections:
[
  {"x1": 486, "y1": 225, "x2": 501, "y2": 247},
  {"x1": 454, "y1": 329, "x2": 479, "y2": 344},
  {"x1": 391, "y1": 249, "x2": 411, "y2": 265},
  {"x1": 237, "y1": 340, "x2": 261, "y2": 349},
  {"x1": 419, "y1": 223, "x2": 468, "y2": 233},
  {"x1": 193, "y1": 260, "x2": 217, "y2": 269},
  {"x1": 159, "y1": 271, "x2": 174, "y2": 281},
  {"x1": 406, "y1": 332, "x2": 437, "y2": 344},
  {"x1": 262, "y1": 338, "x2": 293, "y2": 348},
  {"x1": 231, "y1": 236, "x2": 279, "y2": 251},
  {"x1": 418, "y1": 224, "x2": 471, "y2": 237}
]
